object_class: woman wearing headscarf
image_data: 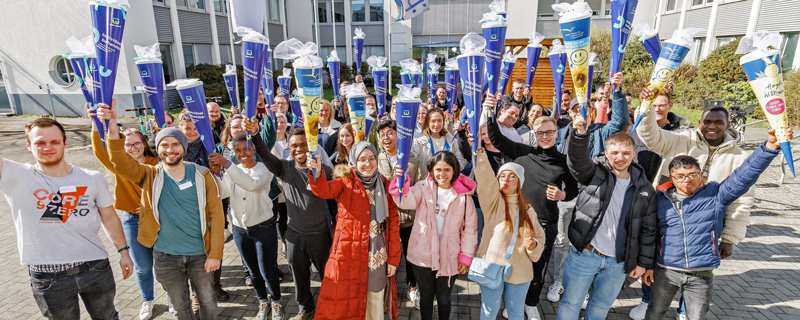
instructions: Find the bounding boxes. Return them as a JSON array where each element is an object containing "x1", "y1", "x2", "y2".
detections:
[{"x1": 307, "y1": 141, "x2": 402, "y2": 320}]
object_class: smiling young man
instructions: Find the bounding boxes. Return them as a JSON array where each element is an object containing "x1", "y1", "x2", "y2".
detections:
[
  {"x1": 643, "y1": 128, "x2": 791, "y2": 320},
  {"x1": 0, "y1": 118, "x2": 133, "y2": 319},
  {"x1": 501, "y1": 79, "x2": 533, "y2": 127},
  {"x1": 244, "y1": 118, "x2": 333, "y2": 320},
  {"x1": 636, "y1": 89, "x2": 752, "y2": 260},
  {"x1": 496, "y1": 102, "x2": 524, "y2": 143},
  {"x1": 99, "y1": 104, "x2": 224, "y2": 320},
  {"x1": 558, "y1": 116, "x2": 657, "y2": 320}
]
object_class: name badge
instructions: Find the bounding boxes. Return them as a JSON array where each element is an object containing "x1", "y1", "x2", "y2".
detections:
[
  {"x1": 178, "y1": 181, "x2": 193, "y2": 190},
  {"x1": 59, "y1": 186, "x2": 77, "y2": 193}
]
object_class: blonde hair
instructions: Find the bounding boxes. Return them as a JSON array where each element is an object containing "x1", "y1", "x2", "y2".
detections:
[{"x1": 532, "y1": 116, "x2": 556, "y2": 130}]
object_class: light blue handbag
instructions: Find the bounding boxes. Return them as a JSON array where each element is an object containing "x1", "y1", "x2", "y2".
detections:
[{"x1": 468, "y1": 209, "x2": 519, "y2": 289}]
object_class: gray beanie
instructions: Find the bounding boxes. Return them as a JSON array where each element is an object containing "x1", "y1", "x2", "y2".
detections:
[
  {"x1": 497, "y1": 162, "x2": 525, "y2": 187},
  {"x1": 155, "y1": 127, "x2": 188, "y2": 152}
]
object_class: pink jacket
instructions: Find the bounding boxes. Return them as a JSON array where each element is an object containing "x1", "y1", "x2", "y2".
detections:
[{"x1": 389, "y1": 174, "x2": 478, "y2": 277}]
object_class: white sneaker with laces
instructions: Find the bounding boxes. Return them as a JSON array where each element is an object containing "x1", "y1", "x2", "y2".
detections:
[
  {"x1": 629, "y1": 302, "x2": 648, "y2": 320},
  {"x1": 502, "y1": 308, "x2": 508, "y2": 319},
  {"x1": 525, "y1": 305, "x2": 542, "y2": 320},
  {"x1": 408, "y1": 289, "x2": 420, "y2": 309},
  {"x1": 678, "y1": 314, "x2": 687, "y2": 320},
  {"x1": 139, "y1": 301, "x2": 154, "y2": 320},
  {"x1": 547, "y1": 281, "x2": 564, "y2": 302}
]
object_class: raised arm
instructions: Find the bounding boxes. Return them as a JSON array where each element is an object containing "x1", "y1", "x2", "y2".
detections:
[
  {"x1": 717, "y1": 141, "x2": 781, "y2": 206},
  {"x1": 635, "y1": 89, "x2": 689, "y2": 157},
  {"x1": 245, "y1": 117, "x2": 284, "y2": 177},
  {"x1": 598, "y1": 90, "x2": 629, "y2": 140},
  {"x1": 96, "y1": 100, "x2": 156, "y2": 187},
  {"x1": 566, "y1": 127, "x2": 598, "y2": 185},
  {"x1": 87, "y1": 105, "x2": 116, "y2": 172},
  {"x1": 387, "y1": 172, "x2": 425, "y2": 210},
  {"x1": 474, "y1": 149, "x2": 502, "y2": 215},
  {"x1": 488, "y1": 120, "x2": 534, "y2": 160}
]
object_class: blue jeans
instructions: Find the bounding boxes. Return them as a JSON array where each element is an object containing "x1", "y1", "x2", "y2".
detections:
[
  {"x1": 642, "y1": 280, "x2": 686, "y2": 314},
  {"x1": 30, "y1": 259, "x2": 119, "y2": 320},
  {"x1": 232, "y1": 218, "x2": 282, "y2": 302},
  {"x1": 153, "y1": 251, "x2": 217, "y2": 320},
  {"x1": 121, "y1": 211, "x2": 155, "y2": 302},
  {"x1": 557, "y1": 246, "x2": 628, "y2": 320},
  {"x1": 480, "y1": 281, "x2": 531, "y2": 320}
]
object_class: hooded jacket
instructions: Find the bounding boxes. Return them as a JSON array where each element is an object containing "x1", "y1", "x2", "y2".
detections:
[
  {"x1": 389, "y1": 173, "x2": 479, "y2": 278},
  {"x1": 654, "y1": 143, "x2": 779, "y2": 270},
  {"x1": 566, "y1": 129, "x2": 657, "y2": 273},
  {"x1": 636, "y1": 106, "x2": 752, "y2": 245}
]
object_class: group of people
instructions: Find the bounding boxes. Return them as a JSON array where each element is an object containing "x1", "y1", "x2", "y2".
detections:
[{"x1": 0, "y1": 69, "x2": 792, "y2": 320}]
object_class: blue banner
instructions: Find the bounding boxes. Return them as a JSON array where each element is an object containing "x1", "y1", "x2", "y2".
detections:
[
  {"x1": 444, "y1": 69, "x2": 459, "y2": 115},
  {"x1": 498, "y1": 59, "x2": 516, "y2": 98},
  {"x1": 427, "y1": 72, "x2": 438, "y2": 103},
  {"x1": 136, "y1": 61, "x2": 167, "y2": 129},
  {"x1": 483, "y1": 25, "x2": 507, "y2": 107},
  {"x1": 277, "y1": 76, "x2": 292, "y2": 102},
  {"x1": 91, "y1": 2, "x2": 126, "y2": 107},
  {"x1": 402, "y1": 71, "x2": 423, "y2": 89},
  {"x1": 549, "y1": 52, "x2": 566, "y2": 120},
  {"x1": 642, "y1": 34, "x2": 662, "y2": 63},
  {"x1": 176, "y1": 83, "x2": 216, "y2": 154},
  {"x1": 353, "y1": 38, "x2": 365, "y2": 74},
  {"x1": 289, "y1": 96, "x2": 303, "y2": 129},
  {"x1": 223, "y1": 73, "x2": 239, "y2": 111},
  {"x1": 526, "y1": 46, "x2": 542, "y2": 90},
  {"x1": 395, "y1": 99, "x2": 421, "y2": 202},
  {"x1": 457, "y1": 53, "x2": 485, "y2": 163},
  {"x1": 610, "y1": 0, "x2": 638, "y2": 84},
  {"x1": 327, "y1": 60, "x2": 341, "y2": 102},
  {"x1": 242, "y1": 39, "x2": 268, "y2": 130},
  {"x1": 261, "y1": 49, "x2": 275, "y2": 120},
  {"x1": 373, "y1": 68, "x2": 388, "y2": 119}
]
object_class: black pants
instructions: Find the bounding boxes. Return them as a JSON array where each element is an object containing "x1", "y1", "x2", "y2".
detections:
[
  {"x1": 411, "y1": 264, "x2": 457, "y2": 320},
  {"x1": 399, "y1": 226, "x2": 417, "y2": 288},
  {"x1": 285, "y1": 229, "x2": 331, "y2": 313},
  {"x1": 525, "y1": 222, "x2": 559, "y2": 306},
  {"x1": 272, "y1": 199, "x2": 287, "y2": 242},
  {"x1": 30, "y1": 259, "x2": 119, "y2": 320}
]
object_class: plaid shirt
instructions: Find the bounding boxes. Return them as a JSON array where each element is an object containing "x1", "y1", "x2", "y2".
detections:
[{"x1": 28, "y1": 262, "x2": 85, "y2": 273}]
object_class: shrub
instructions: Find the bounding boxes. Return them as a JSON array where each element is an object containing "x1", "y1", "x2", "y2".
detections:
[
  {"x1": 783, "y1": 69, "x2": 800, "y2": 124},
  {"x1": 188, "y1": 63, "x2": 229, "y2": 103},
  {"x1": 698, "y1": 38, "x2": 747, "y2": 87}
]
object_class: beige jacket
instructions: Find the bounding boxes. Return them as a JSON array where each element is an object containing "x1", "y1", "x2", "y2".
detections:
[
  {"x1": 474, "y1": 150, "x2": 545, "y2": 284},
  {"x1": 636, "y1": 107, "x2": 752, "y2": 245}
]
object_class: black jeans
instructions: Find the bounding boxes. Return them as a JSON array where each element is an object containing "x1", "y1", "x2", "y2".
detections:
[
  {"x1": 399, "y1": 226, "x2": 417, "y2": 288},
  {"x1": 525, "y1": 222, "x2": 559, "y2": 306},
  {"x1": 646, "y1": 265, "x2": 714, "y2": 320},
  {"x1": 411, "y1": 264, "x2": 458, "y2": 320},
  {"x1": 153, "y1": 251, "x2": 217, "y2": 320},
  {"x1": 232, "y1": 218, "x2": 282, "y2": 302},
  {"x1": 272, "y1": 199, "x2": 287, "y2": 242},
  {"x1": 30, "y1": 259, "x2": 118, "y2": 320},
  {"x1": 285, "y1": 229, "x2": 332, "y2": 313}
]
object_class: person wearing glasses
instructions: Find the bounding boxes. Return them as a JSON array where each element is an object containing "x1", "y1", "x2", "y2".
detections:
[
  {"x1": 644, "y1": 128, "x2": 792, "y2": 320},
  {"x1": 88, "y1": 103, "x2": 160, "y2": 320},
  {"x1": 485, "y1": 91, "x2": 578, "y2": 320},
  {"x1": 376, "y1": 119, "x2": 427, "y2": 308}
]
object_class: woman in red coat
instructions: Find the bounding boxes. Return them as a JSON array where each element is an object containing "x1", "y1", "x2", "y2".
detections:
[{"x1": 308, "y1": 141, "x2": 402, "y2": 320}]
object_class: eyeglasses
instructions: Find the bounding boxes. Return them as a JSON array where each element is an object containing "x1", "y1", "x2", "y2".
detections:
[
  {"x1": 498, "y1": 173, "x2": 518, "y2": 181},
  {"x1": 124, "y1": 141, "x2": 143, "y2": 150},
  {"x1": 653, "y1": 103, "x2": 670, "y2": 110},
  {"x1": 534, "y1": 130, "x2": 557, "y2": 138},
  {"x1": 379, "y1": 131, "x2": 396, "y2": 139},
  {"x1": 670, "y1": 172, "x2": 702, "y2": 182}
]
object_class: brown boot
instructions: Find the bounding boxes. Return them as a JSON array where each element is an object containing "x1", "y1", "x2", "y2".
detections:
[{"x1": 213, "y1": 269, "x2": 230, "y2": 301}]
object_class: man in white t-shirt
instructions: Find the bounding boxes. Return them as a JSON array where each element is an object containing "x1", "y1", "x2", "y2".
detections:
[{"x1": 0, "y1": 118, "x2": 132, "y2": 319}]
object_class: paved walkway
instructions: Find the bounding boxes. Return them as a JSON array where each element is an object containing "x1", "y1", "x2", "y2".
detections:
[{"x1": 0, "y1": 118, "x2": 798, "y2": 319}]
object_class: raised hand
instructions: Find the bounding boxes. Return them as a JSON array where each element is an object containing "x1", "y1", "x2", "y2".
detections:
[
  {"x1": 242, "y1": 116, "x2": 259, "y2": 134},
  {"x1": 766, "y1": 127, "x2": 794, "y2": 151},
  {"x1": 573, "y1": 114, "x2": 587, "y2": 134},
  {"x1": 307, "y1": 153, "x2": 322, "y2": 178},
  {"x1": 394, "y1": 164, "x2": 404, "y2": 178},
  {"x1": 639, "y1": 84, "x2": 655, "y2": 102},
  {"x1": 610, "y1": 72, "x2": 624, "y2": 91}
]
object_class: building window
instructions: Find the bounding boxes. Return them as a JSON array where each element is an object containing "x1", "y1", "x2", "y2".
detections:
[
  {"x1": 50, "y1": 56, "x2": 75, "y2": 86},
  {"x1": 183, "y1": 44, "x2": 195, "y2": 75},
  {"x1": 586, "y1": 0, "x2": 602, "y2": 16},
  {"x1": 318, "y1": 0, "x2": 328, "y2": 23},
  {"x1": 267, "y1": 0, "x2": 280, "y2": 22},
  {"x1": 370, "y1": 0, "x2": 383, "y2": 22},
  {"x1": 781, "y1": 32, "x2": 799, "y2": 73},
  {"x1": 188, "y1": 0, "x2": 204, "y2": 10},
  {"x1": 665, "y1": 0, "x2": 677, "y2": 11},
  {"x1": 334, "y1": 0, "x2": 345, "y2": 22},
  {"x1": 320, "y1": 47, "x2": 346, "y2": 61},
  {"x1": 366, "y1": 46, "x2": 385, "y2": 58},
  {"x1": 689, "y1": 37, "x2": 706, "y2": 64},
  {"x1": 176, "y1": 0, "x2": 186, "y2": 6},
  {"x1": 537, "y1": 0, "x2": 555, "y2": 18},
  {"x1": 716, "y1": 36, "x2": 739, "y2": 48},
  {"x1": 160, "y1": 44, "x2": 176, "y2": 84},
  {"x1": 214, "y1": 0, "x2": 225, "y2": 12},
  {"x1": 352, "y1": 0, "x2": 366, "y2": 22}
]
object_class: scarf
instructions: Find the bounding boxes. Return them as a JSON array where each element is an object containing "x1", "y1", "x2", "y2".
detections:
[{"x1": 350, "y1": 142, "x2": 387, "y2": 223}]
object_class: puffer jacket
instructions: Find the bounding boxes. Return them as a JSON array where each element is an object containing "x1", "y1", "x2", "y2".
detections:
[
  {"x1": 389, "y1": 173, "x2": 479, "y2": 278},
  {"x1": 566, "y1": 128, "x2": 658, "y2": 274},
  {"x1": 654, "y1": 142, "x2": 780, "y2": 270},
  {"x1": 636, "y1": 106, "x2": 752, "y2": 245},
  {"x1": 378, "y1": 151, "x2": 426, "y2": 228},
  {"x1": 308, "y1": 166, "x2": 401, "y2": 320}
]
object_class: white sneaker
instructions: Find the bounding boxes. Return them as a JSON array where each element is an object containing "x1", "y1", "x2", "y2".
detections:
[
  {"x1": 224, "y1": 228, "x2": 232, "y2": 240},
  {"x1": 408, "y1": 289, "x2": 420, "y2": 309},
  {"x1": 582, "y1": 294, "x2": 589, "y2": 310},
  {"x1": 501, "y1": 308, "x2": 508, "y2": 319},
  {"x1": 525, "y1": 305, "x2": 542, "y2": 320},
  {"x1": 547, "y1": 281, "x2": 564, "y2": 302},
  {"x1": 629, "y1": 302, "x2": 648, "y2": 320},
  {"x1": 678, "y1": 314, "x2": 687, "y2": 320},
  {"x1": 139, "y1": 301, "x2": 154, "y2": 320}
]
